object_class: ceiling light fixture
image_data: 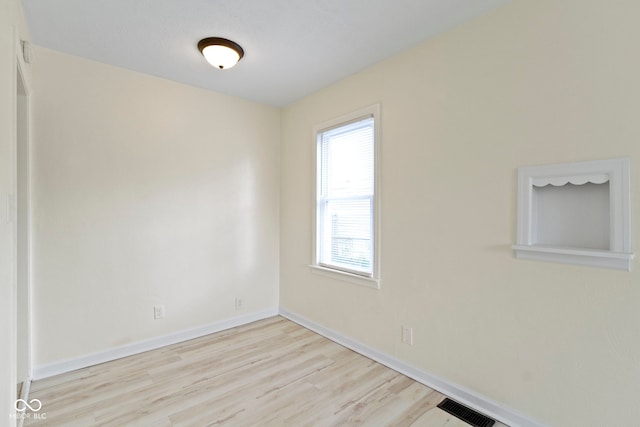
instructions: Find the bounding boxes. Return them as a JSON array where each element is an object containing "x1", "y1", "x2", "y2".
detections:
[{"x1": 197, "y1": 37, "x2": 244, "y2": 70}]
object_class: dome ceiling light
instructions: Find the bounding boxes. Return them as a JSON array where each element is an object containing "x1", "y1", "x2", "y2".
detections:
[{"x1": 197, "y1": 37, "x2": 244, "y2": 70}]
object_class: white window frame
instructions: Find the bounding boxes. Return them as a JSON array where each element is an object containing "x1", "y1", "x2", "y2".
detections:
[{"x1": 310, "y1": 104, "x2": 381, "y2": 289}]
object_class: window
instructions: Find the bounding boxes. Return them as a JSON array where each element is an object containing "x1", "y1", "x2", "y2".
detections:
[{"x1": 313, "y1": 105, "x2": 379, "y2": 286}]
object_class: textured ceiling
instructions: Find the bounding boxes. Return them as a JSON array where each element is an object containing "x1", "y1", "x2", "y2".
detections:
[{"x1": 22, "y1": 0, "x2": 510, "y2": 106}]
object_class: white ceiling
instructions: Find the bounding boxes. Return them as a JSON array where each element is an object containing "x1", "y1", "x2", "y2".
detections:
[{"x1": 22, "y1": 0, "x2": 510, "y2": 107}]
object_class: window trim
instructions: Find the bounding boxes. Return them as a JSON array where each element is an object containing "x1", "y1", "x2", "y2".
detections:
[{"x1": 310, "y1": 104, "x2": 381, "y2": 289}]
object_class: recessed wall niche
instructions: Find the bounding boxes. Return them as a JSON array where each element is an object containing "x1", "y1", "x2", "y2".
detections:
[{"x1": 513, "y1": 158, "x2": 634, "y2": 271}]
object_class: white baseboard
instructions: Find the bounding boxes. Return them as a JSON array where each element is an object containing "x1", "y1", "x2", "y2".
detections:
[
  {"x1": 32, "y1": 308, "x2": 278, "y2": 380},
  {"x1": 279, "y1": 308, "x2": 548, "y2": 427},
  {"x1": 31, "y1": 306, "x2": 547, "y2": 427}
]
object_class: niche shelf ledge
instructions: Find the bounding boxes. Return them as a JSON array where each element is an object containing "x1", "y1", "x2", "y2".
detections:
[{"x1": 512, "y1": 244, "x2": 635, "y2": 271}]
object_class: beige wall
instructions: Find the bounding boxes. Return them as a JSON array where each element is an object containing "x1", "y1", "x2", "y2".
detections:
[
  {"x1": 280, "y1": 1, "x2": 640, "y2": 426},
  {"x1": 31, "y1": 47, "x2": 280, "y2": 366}
]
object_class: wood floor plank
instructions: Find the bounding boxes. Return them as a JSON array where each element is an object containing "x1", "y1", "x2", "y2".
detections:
[
  {"x1": 24, "y1": 316, "x2": 477, "y2": 427},
  {"x1": 410, "y1": 408, "x2": 473, "y2": 427}
]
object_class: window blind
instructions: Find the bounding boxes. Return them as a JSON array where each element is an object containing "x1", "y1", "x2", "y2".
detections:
[{"x1": 317, "y1": 116, "x2": 375, "y2": 276}]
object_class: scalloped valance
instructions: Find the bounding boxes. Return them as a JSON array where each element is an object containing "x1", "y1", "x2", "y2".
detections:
[{"x1": 531, "y1": 173, "x2": 609, "y2": 187}]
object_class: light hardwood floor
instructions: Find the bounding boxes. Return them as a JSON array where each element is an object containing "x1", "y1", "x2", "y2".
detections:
[{"x1": 25, "y1": 316, "x2": 476, "y2": 427}]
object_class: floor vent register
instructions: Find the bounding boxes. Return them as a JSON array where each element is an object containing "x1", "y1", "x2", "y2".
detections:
[{"x1": 437, "y1": 398, "x2": 496, "y2": 427}]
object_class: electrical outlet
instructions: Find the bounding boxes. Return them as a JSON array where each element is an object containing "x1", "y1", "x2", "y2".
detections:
[
  {"x1": 235, "y1": 297, "x2": 244, "y2": 311},
  {"x1": 401, "y1": 325, "x2": 413, "y2": 345},
  {"x1": 154, "y1": 305, "x2": 165, "y2": 320}
]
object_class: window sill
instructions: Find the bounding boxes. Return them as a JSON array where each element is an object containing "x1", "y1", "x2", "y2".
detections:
[{"x1": 309, "y1": 265, "x2": 380, "y2": 289}]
